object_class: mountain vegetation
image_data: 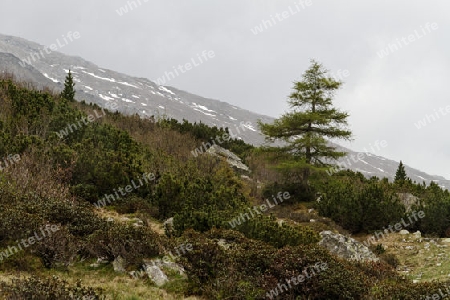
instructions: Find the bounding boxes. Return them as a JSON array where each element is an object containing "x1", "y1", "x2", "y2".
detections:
[{"x1": 0, "y1": 70, "x2": 449, "y2": 299}]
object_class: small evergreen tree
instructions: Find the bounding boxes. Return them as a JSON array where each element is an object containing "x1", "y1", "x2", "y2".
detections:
[
  {"x1": 258, "y1": 60, "x2": 352, "y2": 184},
  {"x1": 61, "y1": 70, "x2": 75, "y2": 102},
  {"x1": 394, "y1": 161, "x2": 407, "y2": 185}
]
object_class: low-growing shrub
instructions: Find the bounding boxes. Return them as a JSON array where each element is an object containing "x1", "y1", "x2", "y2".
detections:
[
  {"x1": 0, "y1": 276, "x2": 105, "y2": 299},
  {"x1": 179, "y1": 229, "x2": 371, "y2": 299},
  {"x1": 86, "y1": 223, "x2": 162, "y2": 268}
]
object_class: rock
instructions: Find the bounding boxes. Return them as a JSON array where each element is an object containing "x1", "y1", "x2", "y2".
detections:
[
  {"x1": 240, "y1": 175, "x2": 251, "y2": 180},
  {"x1": 131, "y1": 218, "x2": 144, "y2": 227},
  {"x1": 399, "y1": 230, "x2": 410, "y2": 235},
  {"x1": 163, "y1": 217, "x2": 174, "y2": 237},
  {"x1": 144, "y1": 258, "x2": 186, "y2": 277},
  {"x1": 441, "y1": 238, "x2": 450, "y2": 243},
  {"x1": 413, "y1": 231, "x2": 421, "y2": 239},
  {"x1": 308, "y1": 208, "x2": 314, "y2": 213},
  {"x1": 206, "y1": 145, "x2": 249, "y2": 171},
  {"x1": 319, "y1": 231, "x2": 379, "y2": 262},
  {"x1": 113, "y1": 256, "x2": 126, "y2": 273},
  {"x1": 310, "y1": 219, "x2": 316, "y2": 223},
  {"x1": 217, "y1": 238, "x2": 232, "y2": 250},
  {"x1": 97, "y1": 257, "x2": 109, "y2": 264},
  {"x1": 145, "y1": 265, "x2": 169, "y2": 286},
  {"x1": 106, "y1": 217, "x2": 114, "y2": 222}
]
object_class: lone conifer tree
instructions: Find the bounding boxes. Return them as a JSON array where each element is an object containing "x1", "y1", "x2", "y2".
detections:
[
  {"x1": 258, "y1": 60, "x2": 352, "y2": 183},
  {"x1": 61, "y1": 70, "x2": 75, "y2": 101},
  {"x1": 394, "y1": 160, "x2": 407, "y2": 184}
]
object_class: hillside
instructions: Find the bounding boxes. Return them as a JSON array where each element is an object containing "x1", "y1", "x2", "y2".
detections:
[
  {"x1": 1, "y1": 33, "x2": 449, "y2": 191},
  {"x1": 0, "y1": 75, "x2": 450, "y2": 299}
]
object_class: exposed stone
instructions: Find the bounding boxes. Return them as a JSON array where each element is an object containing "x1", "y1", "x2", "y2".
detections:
[
  {"x1": 206, "y1": 145, "x2": 249, "y2": 171},
  {"x1": 163, "y1": 217, "x2": 174, "y2": 237},
  {"x1": 113, "y1": 256, "x2": 126, "y2": 273},
  {"x1": 144, "y1": 258, "x2": 186, "y2": 277},
  {"x1": 97, "y1": 257, "x2": 109, "y2": 264},
  {"x1": 413, "y1": 231, "x2": 421, "y2": 239},
  {"x1": 441, "y1": 238, "x2": 450, "y2": 243},
  {"x1": 217, "y1": 238, "x2": 232, "y2": 250},
  {"x1": 319, "y1": 231, "x2": 379, "y2": 262},
  {"x1": 240, "y1": 175, "x2": 251, "y2": 180},
  {"x1": 131, "y1": 217, "x2": 144, "y2": 227},
  {"x1": 399, "y1": 230, "x2": 410, "y2": 235},
  {"x1": 145, "y1": 265, "x2": 169, "y2": 286}
]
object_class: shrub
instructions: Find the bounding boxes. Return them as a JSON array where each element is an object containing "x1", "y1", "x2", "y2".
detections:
[
  {"x1": 86, "y1": 223, "x2": 162, "y2": 268},
  {"x1": 262, "y1": 181, "x2": 315, "y2": 204},
  {"x1": 231, "y1": 214, "x2": 320, "y2": 248},
  {"x1": 179, "y1": 229, "x2": 371, "y2": 300},
  {"x1": 318, "y1": 179, "x2": 405, "y2": 233},
  {"x1": 34, "y1": 227, "x2": 80, "y2": 269},
  {"x1": 0, "y1": 276, "x2": 105, "y2": 299}
]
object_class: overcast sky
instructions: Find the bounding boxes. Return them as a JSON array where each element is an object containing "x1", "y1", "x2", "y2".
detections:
[{"x1": 2, "y1": 0, "x2": 449, "y2": 179}]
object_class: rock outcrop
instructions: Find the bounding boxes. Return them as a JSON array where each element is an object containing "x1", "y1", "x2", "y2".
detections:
[
  {"x1": 206, "y1": 145, "x2": 249, "y2": 171},
  {"x1": 319, "y1": 231, "x2": 379, "y2": 262}
]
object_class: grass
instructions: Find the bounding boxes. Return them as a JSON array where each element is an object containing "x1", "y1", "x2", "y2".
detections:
[
  {"x1": 34, "y1": 261, "x2": 201, "y2": 300},
  {"x1": 356, "y1": 232, "x2": 450, "y2": 283}
]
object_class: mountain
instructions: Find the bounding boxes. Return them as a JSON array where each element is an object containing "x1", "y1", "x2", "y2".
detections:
[
  {"x1": 334, "y1": 144, "x2": 450, "y2": 190},
  {"x1": 0, "y1": 33, "x2": 448, "y2": 190}
]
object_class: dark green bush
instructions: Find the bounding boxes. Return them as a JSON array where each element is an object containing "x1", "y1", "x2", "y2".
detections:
[
  {"x1": 262, "y1": 181, "x2": 315, "y2": 204},
  {"x1": 318, "y1": 179, "x2": 405, "y2": 233},
  {"x1": 0, "y1": 276, "x2": 104, "y2": 300},
  {"x1": 86, "y1": 223, "x2": 162, "y2": 268},
  {"x1": 179, "y1": 229, "x2": 371, "y2": 300},
  {"x1": 230, "y1": 214, "x2": 320, "y2": 248}
]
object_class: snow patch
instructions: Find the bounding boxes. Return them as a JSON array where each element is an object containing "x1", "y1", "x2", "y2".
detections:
[
  {"x1": 83, "y1": 71, "x2": 116, "y2": 82},
  {"x1": 42, "y1": 73, "x2": 59, "y2": 83},
  {"x1": 159, "y1": 86, "x2": 175, "y2": 95},
  {"x1": 193, "y1": 108, "x2": 216, "y2": 117},
  {"x1": 191, "y1": 102, "x2": 216, "y2": 113},
  {"x1": 241, "y1": 123, "x2": 257, "y2": 132},
  {"x1": 118, "y1": 81, "x2": 140, "y2": 89},
  {"x1": 99, "y1": 94, "x2": 114, "y2": 101},
  {"x1": 84, "y1": 86, "x2": 93, "y2": 91}
]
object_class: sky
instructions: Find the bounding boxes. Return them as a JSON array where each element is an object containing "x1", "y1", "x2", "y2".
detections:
[{"x1": 1, "y1": 0, "x2": 449, "y2": 179}]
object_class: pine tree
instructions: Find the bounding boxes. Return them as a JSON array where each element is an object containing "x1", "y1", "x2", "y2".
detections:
[
  {"x1": 394, "y1": 160, "x2": 407, "y2": 184},
  {"x1": 258, "y1": 60, "x2": 352, "y2": 184},
  {"x1": 61, "y1": 70, "x2": 75, "y2": 101}
]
